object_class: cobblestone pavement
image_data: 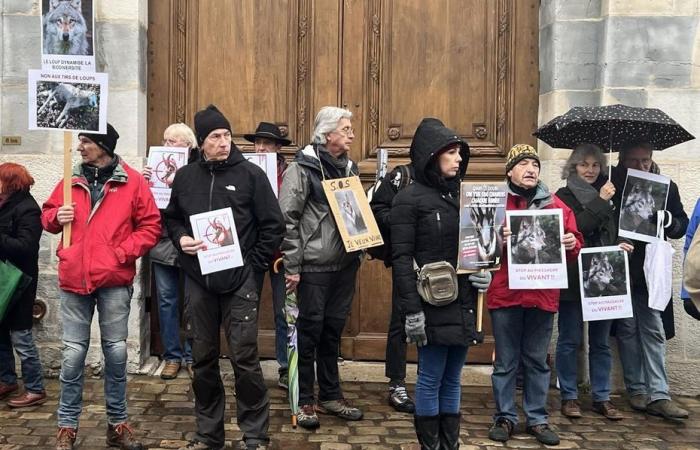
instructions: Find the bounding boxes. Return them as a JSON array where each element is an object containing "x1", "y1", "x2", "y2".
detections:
[{"x1": 1, "y1": 373, "x2": 699, "y2": 450}]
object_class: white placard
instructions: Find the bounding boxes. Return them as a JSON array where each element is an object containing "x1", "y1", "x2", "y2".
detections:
[
  {"x1": 28, "y1": 69, "x2": 108, "y2": 133},
  {"x1": 578, "y1": 246, "x2": 633, "y2": 321},
  {"x1": 618, "y1": 168, "x2": 670, "y2": 243},
  {"x1": 189, "y1": 208, "x2": 244, "y2": 275},
  {"x1": 507, "y1": 209, "x2": 568, "y2": 289},
  {"x1": 41, "y1": 0, "x2": 96, "y2": 72},
  {"x1": 243, "y1": 153, "x2": 278, "y2": 197},
  {"x1": 147, "y1": 146, "x2": 189, "y2": 209}
]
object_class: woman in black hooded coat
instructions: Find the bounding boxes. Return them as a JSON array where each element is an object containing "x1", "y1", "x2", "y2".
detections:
[{"x1": 391, "y1": 118, "x2": 492, "y2": 449}]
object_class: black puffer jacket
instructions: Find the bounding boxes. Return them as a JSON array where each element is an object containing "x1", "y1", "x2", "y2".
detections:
[{"x1": 391, "y1": 118, "x2": 480, "y2": 346}]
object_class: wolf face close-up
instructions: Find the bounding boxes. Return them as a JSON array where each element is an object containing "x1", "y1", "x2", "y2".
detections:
[
  {"x1": 469, "y1": 206, "x2": 500, "y2": 264},
  {"x1": 584, "y1": 254, "x2": 614, "y2": 297},
  {"x1": 511, "y1": 216, "x2": 546, "y2": 264},
  {"x1": 43, "y1": 0, "x2": 90, "y2": 55},
  {"x1": 620, "y1": 181, "x2": 656, "y2": 233}
]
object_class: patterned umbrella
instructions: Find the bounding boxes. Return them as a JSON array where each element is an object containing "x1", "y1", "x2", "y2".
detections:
[
  {"x1": 284, "y1": 290, "x2": 300, "y2": 428},
  {"x1": 533, "y1": 104, "x2": 694, "y2": 151}
]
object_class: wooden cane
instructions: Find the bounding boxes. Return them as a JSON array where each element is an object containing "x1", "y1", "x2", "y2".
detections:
[
  {"x1": 476, "y1": 269, "x2": 485, "y2": 333},
  {"x1": 62, "y1": 132, "x2": 72, "y2": 248}
]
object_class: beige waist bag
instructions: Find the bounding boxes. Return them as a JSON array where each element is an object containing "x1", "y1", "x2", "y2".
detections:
[{"x1": 415, "y1": 260, "x2": 458, "y2": 307}]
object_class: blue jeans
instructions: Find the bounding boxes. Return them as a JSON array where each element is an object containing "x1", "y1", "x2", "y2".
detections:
[
  {"x1": 57, "y1": 286, "x2": 132, "y2": 428},
  {"x1": 615, "y1": 291, "x2": 670, "y2": 403},
  {"x1": 269, "y1": 267, "x2": 288, "y2": 373},
  {"x1": 415, "y1": 344, "x2": 468, "y2": 416},
  {"x1": 153, "y1": 263, "x2": 192, "y2": 363},
  {"x1": 0, "y1": 329, "x2": 45, "y2": 393},
  {"x1": 556, "y1": 301, "x2": 613, "y2": 402},
  {"x1": 491, "y1": 306, "x2": 554, "y2": 427}
]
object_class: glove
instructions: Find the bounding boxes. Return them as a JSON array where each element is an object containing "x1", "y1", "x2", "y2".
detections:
[
  {"x1": 683, "y1": 299, "x2": 700, "y2": 321},
  {"x1": 468, "y1": 271, "x2": 492, "y2": 291},
  {"x1": 405, "y1": 311, "x2": 428, "y2": 347}
]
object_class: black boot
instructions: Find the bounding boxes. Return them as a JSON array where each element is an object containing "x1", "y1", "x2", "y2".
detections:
[
  {"x1": 439, "y1": 413, "x2": 460, "y2": 450},
  {"x1": 414, "y1": 415, "x2": 441, "y2": 450}
]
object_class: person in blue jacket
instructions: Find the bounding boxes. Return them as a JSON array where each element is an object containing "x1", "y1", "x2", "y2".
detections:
[{"x1": 681, "y1": 198, "x2": 700, "y2": 321}]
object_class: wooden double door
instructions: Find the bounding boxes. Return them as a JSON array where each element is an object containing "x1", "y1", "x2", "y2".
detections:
[{"x1": 147, "y1": 0, "x2": 539, "y2": 363}]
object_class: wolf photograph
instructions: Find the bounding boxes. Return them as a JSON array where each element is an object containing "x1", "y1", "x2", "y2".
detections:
[
  {"x1": 510, "y1": 213, "x2": 562, "y2": 265},
  {"x1": 581, "y1": 250, "x2": 628, "y2": 298},
  {"x1": 335, "y1": 190, "x2": 368, "y2": 237},
  {"x1": 619, "y1": 172, "x2": 669, "y2": 239},
  {"x1": 35, "y1": 81, "x2": 100, "y2": 130},
  {"x1": 42, "y1": 0, "x2": 93, "y2": 56}
]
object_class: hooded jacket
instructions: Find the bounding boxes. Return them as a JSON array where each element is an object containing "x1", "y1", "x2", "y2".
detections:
[
  {"x1": 279, "y1": 144, "x2": 361, "y2": 274},
  {"x1": 164, "y1": 145, "x2": 284, "y2": 294},
  {"x1": 390, "y1": 118, "x2": 481, "y2": 346},
  {"x1": 486, "y1": 181, "x2": 583, "y2": 312},
  {"x1": 42, "y1": 157, "x2": 161, "y2": 295}
]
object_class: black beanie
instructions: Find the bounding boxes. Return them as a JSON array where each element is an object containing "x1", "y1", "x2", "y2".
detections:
[
  {"x1": 78, "y1": 123, "x2": 119, "y2": 156},
  {"x1": 194, "y1": 105, "x2": 232, "y2": 145}
]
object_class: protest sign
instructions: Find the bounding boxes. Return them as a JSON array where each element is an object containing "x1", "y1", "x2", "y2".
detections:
[
  {"x1": 147, "y1": 146, "x2": 188, "y2": 209},
  {"x1": 189, "y1": 208, "x2": 243, "y2": 275},
  {"x1": 243, "y1": 153, "x2": 279, "y2": 197},
  {"x1": 457, "y1": 182, "x2": 506, "y2": 272},
  {"x1": 618, "y1": 168, "x2": 670, "y2": 243},
  {"x1": 578, "y1": 246, "x2": 633, "y2": 321},
  {"x1": 41, "y1": 0, "x2": 95, "y2": 72}
]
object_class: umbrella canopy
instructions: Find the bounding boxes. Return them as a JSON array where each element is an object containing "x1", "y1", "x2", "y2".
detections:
[
  {"x1": 534, "y1": 104, "x2": 694, "y2": 151},
  {"x1": 285, "y1": 290, "x2": 300, "y2": 427}
]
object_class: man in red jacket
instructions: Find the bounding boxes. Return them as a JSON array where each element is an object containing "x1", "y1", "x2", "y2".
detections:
[
  {"x1": 486, "y1": 144, "x2": 582, "y2": 446},
  {"x1": 42, "y1": 123, "x2": 160, "y2": 450}
]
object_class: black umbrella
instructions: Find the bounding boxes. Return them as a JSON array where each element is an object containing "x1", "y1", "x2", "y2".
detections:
[{"x1": 534, "y1": 104, "x2": 694, "y2": 151}]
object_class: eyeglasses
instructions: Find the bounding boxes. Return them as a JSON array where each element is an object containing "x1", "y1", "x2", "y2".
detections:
[{"x1": 335, "y1": 126, "x2": 355, "y2": 137}]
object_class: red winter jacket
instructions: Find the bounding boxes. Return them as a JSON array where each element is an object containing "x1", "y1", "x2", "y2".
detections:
[
  {"x1": 487, "y1": 186, "x2": 582, "y2": 313},
  {"x1": 42, "y1": 159, "x2": 160, "y2": 295}
]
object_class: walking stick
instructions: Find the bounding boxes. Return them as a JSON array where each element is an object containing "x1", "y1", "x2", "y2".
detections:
[
  {"x1": 62, "y1": 132, "x2": 72, "y2": 248},
  {"x1": 476, "y1": 269, "x2": 485, "y2": 333}
]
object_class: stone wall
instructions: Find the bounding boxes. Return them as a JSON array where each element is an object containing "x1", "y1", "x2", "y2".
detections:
[
  {"x1": 539, "y1": 0, "x2": 700, "y2": 395},
  {"x1": 0, "y1": 0, "x2": 149, "y2": 373}
]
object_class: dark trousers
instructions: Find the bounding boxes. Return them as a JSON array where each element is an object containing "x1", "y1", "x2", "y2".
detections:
[
  {"x1": 297, "y1": 260, "x2": 359, "y2": 406},
  {"x1": 184, "y1": 274, "x2": 269, "y2": 449},
  {"x1": 384, "y1": 286, "x2": 407, "y2": 383}
]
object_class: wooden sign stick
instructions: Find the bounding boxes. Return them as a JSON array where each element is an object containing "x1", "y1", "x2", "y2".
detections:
[
  {"x1": 62, "y1": 131, "x2": 72, "y2": 248},
  {"x1": 477, "y1": 269, "x2": 485, "y2": 333}
]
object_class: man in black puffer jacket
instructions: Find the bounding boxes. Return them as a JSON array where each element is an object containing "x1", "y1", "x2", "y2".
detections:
[{"x1": 391, "y1": 118, "x2": 492, "y2": 449}]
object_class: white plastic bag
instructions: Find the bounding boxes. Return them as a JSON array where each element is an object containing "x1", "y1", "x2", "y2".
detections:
[{"x1": 645, "y1": 211, "x2": 674, "y2": 311}]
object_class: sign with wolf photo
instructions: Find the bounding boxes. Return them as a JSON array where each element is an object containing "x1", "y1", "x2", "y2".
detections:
[
  {"x1": 28, "y1": 69, "x2": 107, "y2": 133},
  {"x1": 618, "y1": 168, "x2": 670, "y2": 244},
  {"x1": 189, "y1": 208, "x2": 244, "y2": 275},
  {"x1": 243, "y1": 153, "x2": 278, "y2": 197},
  {"x1": 457, "y1": 182, "x2": 506, "y2": 273},
  {"x1": 506, "y1": 209, "x2": 567, "y2": 289},
  {"x1": 578, "y1": 246, "x2": 633, "y2": 321},
  {"x1": 147, "y1": 146, "x2": 188, "y2": 209},
  {"x1": 322, "y1": 176, "x2": 384, "y2": 252},
  {"x1": 41, "y1": 0, "x2": 95, "y2": 72}
]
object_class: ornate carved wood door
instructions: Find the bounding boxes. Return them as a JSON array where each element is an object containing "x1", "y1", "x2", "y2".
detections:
[{"x1": 148, "y1": 0, "x2": 539, "y2": 363}]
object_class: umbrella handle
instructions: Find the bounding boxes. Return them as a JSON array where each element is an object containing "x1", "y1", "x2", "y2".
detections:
[
  {"x1": 291, "y1": 414, "x2": 297, "y2": 428},
  {"x1": 273, "y1": 257, "x2": 284, "y2": 274}
]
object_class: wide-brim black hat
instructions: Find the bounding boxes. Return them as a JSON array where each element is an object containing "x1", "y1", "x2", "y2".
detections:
[{"x1": 244, "y1": 122, "x2": 292, "y2": 146}]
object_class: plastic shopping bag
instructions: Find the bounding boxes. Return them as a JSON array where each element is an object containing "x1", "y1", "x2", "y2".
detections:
[{"x1": 645, "y1": 211, "x2": 674, "y2": 311}]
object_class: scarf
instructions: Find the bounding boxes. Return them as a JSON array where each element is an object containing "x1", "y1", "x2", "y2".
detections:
[
  {"x1": 317, "y1": 145, "x2": 352, "y2": 178},
  {"x1": 508, "y1": 180, "x2": 537, "y2": 204},
  {"x1": 566, "y1": 173, "x2": 606, "y2": 206}
]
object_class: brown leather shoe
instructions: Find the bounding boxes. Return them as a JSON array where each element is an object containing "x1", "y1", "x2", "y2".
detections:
[
  {"x1": 592, "y1": 400, "x2": 624, "y2": 420},
  {"x1": 106, "y1": 422, "x2": 144, "y2": 450},
  {"x1": 561, "y1": 399, "x2": 582, "y2": 418},
  {"x1": 0, "y1": 382, "x2": 19, "y2": 399},
  {"x1": 7, "y1": 390, "x2": 47, "y2": 408},
  {"x1": 55, "y1": 427, "x2": 77, "y2": 450},
  {"x1": 160, "y1": 361, "x2": 181, "y2": 380}
]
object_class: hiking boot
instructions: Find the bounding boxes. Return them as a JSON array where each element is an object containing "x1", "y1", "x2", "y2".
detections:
[
  {"x1": 488, "y1": 417, "x2": 514, "y2": 442},
  {"x1": 178, "y1": 440, "x2": 214, "y2": 450},
  {"x1": 629, "y1": 394, "x2": 648, "y2": 411},
  {"x1": 318, "y1": 398, "x2": 363, "y2": 421},
  {"x1": 647, "y1": 399, "x2": 689, "y2": 420},
  {"x1": 161, "y1": 361, "x2": 181, "y2": 380},
  {"x1": 560, "y1": 399, "x2": 582, "y2": 418},
  {"x1": 106, "y1": 422, "x2": 144, "y2": 450},
  {"x1": 278, "y1": 371, "x2": 288, "y2": 390},
  {"x1": 55, "y1": 427, "x2": 77, "y2": 450},
  {"x1": 592, "y1": 400, "x2": 624, "y2": 420},
  {"x1": 388, "y1": 384, "x2": 415, "y2": 414},
  {"x1": 527, "y1": 423, "x2": 560, "y2": 445},
  {"x1": 297, "y1": 404, "x2": 320, "y2": 429},
  {"x1": 7, "y1": 390, "x2": 47, "y2": 408},
  {"x1": 0, "y1": 382, "x2": 18, "y2": 399}
]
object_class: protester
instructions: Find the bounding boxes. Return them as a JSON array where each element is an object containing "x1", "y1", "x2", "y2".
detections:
[
  {"x1": 611, "y1": 141, "x2": 689, "y2": 420},
  {"x1": 391, "y1": 118, "x2": 491, "y2": 449},
  {"x1": 680, "y1": 198, "x2": 700, "y2": 320},
  {"x1": 487, "y1": 144, "x2": 582, "y2": 446},
  {"x1": 554, "y1": 144, "x2": 625, "y2": 420},
  {"x1": 164, "y1": 105, "x2": 284, "y2": 450},
  {"x1": 0, "y1": 163, "x2": 46, "y2": 408},
  {"x1": 42, "y1": 123, "x2": 160, "y2": 450},
  {"x1": 370, "y1": 157, "x2": 416, "y2": 414},
  {"x1": 279, "y1": 106, "x2": 363, "y2": 429},
  {"x1": 244, "y1": 121, "x2": 292, "y2": 390},
  {"x1": 143, "y1": 123, "x2": 198, "y2": 380}
]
